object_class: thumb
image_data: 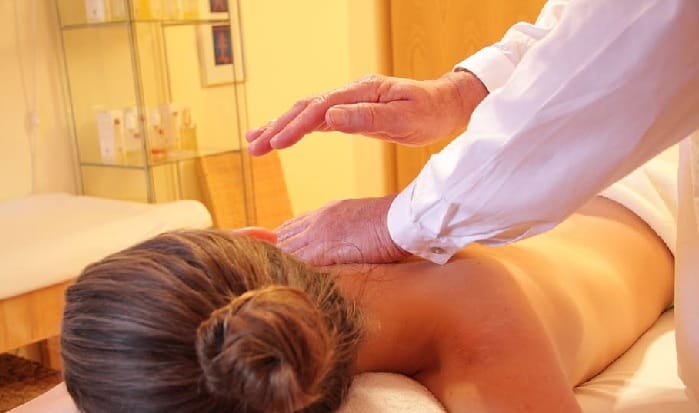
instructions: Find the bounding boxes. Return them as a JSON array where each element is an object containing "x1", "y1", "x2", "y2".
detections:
[{"x1": 326, "y1": 103, "x2": 397, "y2": 135}]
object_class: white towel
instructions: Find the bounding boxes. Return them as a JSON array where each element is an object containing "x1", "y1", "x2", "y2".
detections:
[
  {"x1": 340, "y1": 373, "x2": 446, "y2": 413},
  {"x1": 599, "y1": 145, "x2": 679, "y2": 254}
]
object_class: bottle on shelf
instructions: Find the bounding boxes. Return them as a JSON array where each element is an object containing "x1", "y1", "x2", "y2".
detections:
[
  {"x1": 159, "y1": 103, "x2": 182, "y2": 159},
  {"x1": 179, "y1": 106, "x2": 198, "y2": 154},
  {"x1": 181, "y1": 0, "x2": 199, "y2": 19},
  {"x1": 84, "y1": 0, "x2": 127, "y2": 22},
  {"x1": 161, "y1": 0, "x2": 183, "y2": 20},
  {"x1": 148, "y1": 110, "x2": 167, "y2": 163},
  {"x1": 132, "y1": 0, "x2": 162, "y2": 20},
  {"x1": 84, "y1": 0, "x2": 107, "y2": 23},
  {"x1": 123, "y1": 107, "x2": 144, "y2": 165},
  {"x1": 96, "y1": 109, "x2": 125, "y2": 164},
  {"x1": 108, "y1": 0, "x2": 127, "y2": 20}
]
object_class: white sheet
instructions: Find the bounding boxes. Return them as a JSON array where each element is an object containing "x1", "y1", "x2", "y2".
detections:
[
  {"x1": 575, "y1": 310, "x2": 698, "y2": 412},
  {"x1": 9, "y1": 312, "x2": 695, "y2": 413},
  {"x1": 340, "y1": 310, "x2": 698, "y2": 412},
  {"x1": 0, "y1": 192, "x2": 212, "y2": 300}
]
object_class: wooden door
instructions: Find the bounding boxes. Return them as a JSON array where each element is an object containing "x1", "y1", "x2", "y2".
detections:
[{"x1": 389, "y1": 0, "x2": 546, "y2": 189}]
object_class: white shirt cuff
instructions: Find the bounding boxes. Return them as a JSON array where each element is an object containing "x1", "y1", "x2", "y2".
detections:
[
  {"x1": 454, "y1": 46, "x2": 516, "y2": 92},
  {"x1": 387, "y1": 183, "x2": 462, "y2": 265}
]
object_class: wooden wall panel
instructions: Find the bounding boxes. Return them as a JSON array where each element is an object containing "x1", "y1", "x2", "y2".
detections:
[{"x1": 390, "y1": 0, "x2": 546, "y2": 189}]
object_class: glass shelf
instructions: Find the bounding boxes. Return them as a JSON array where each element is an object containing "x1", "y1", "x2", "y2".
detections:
[
  {"x1": 79, "y1": 147, "x2": 242, "y2": 169},
  {"x1": 56, "y1": 0, "x2": 232, "y2": 27},
  {"x1": 60, "y1": 18, "x2": 231, "y2": 31}
]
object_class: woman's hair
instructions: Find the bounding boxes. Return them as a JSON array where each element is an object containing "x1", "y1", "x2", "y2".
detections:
[{"x1": 61, "y1": 229, "x2": 363, "y2": 413}]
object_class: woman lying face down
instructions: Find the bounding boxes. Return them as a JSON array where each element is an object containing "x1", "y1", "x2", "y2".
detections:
[{"x1": 58, "y1": 197, "x2": 673, "y2": 413}]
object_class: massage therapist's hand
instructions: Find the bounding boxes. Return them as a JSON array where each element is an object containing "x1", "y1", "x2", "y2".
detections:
[
  {"x1": 276, "y1": 194, "x2": 410, "y2": 265},
  {"x1": 246, "y1": 70, "x2": 488, "y2": 156}
]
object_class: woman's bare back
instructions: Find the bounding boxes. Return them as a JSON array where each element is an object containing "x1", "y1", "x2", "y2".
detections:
[{"x1": 339, "y1": 197, "x2": 673, "y2": 412}]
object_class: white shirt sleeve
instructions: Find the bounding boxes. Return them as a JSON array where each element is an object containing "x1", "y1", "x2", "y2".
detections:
[
  {"x1": 455, "y1": 0, "x2": 571, "y2": 92},
  {"x1": 387, "y1": 0, "x2": 699, "y2": 265}
]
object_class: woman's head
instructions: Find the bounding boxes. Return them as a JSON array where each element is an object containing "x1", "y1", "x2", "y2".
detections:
[{"x1": 61, "y1": 229, "x2": 362, "y2": 413}]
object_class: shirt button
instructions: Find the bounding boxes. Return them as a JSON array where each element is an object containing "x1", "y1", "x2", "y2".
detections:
[{"x1": 429, "y1": 246, "x2": 446, "y2": 255}]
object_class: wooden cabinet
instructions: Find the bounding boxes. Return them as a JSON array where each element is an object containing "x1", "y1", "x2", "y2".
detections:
[{"x1": 389, "y1": 0, "x2": 546, "y2": 189}]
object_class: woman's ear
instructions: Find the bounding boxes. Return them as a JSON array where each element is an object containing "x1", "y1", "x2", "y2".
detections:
[{"x1": 232, "y1": 227, "x2": 278, "y2": 244}]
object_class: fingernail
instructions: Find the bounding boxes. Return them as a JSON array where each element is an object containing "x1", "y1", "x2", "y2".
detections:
[
  {"x1": 327, "y1": 108, "x2": 348, "y2": 127},
  {"x1": 269, "y1": 137, "x2": 279, "y2": 148}
]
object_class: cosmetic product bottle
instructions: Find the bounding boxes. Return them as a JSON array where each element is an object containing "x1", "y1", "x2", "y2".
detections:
[
  {"x1": 108, "y1": 0, "x2": 127, "y2": 20},
  {"x1": 123, "y1": 108, "x2": 144, "y2": 165},
  {"x1": 148, "y1": 110, "x2": 166, "y2": 163},
  {"x1": 112, "y1": 111, "x2": 126, "y2": 162},
  {"x1": 159, "y1": 103, "x2": 181, "y2": 158},
  {"x1": 96, "y1": 110, "x2": 117, "y2": 163},
  {"x1": 162, "y1": 0, "x2": 182, "y2": 20},
  {"x1": 133, "y1": 0, "x2": 161, "y2": 20},
  {"x1": 179, "y1": 107, "x2": 198, "y2": 154},
  {"x1": 96, "y1": 110, "x2": 125, "y2": 164},
  {"x1": 85, "y1": 0, "x2": 107, "y2": 23},
  {"x1": 181, "y1": 0, "x2": 199, "y2": 19}
]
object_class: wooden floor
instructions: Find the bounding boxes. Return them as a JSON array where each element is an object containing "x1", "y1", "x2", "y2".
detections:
[{"x1": 0, "y1": 353, "x2": 61, "y2": 412}]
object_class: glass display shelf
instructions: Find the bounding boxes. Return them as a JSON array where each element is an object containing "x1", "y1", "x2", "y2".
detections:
[
  {"x1": 60, "y1": 18, "x2": 232, "y2": 30},
  {"x1": 80, "y1": 147, "x2": 242, "y2": 170},
  {"x1": 56, "y1": 0, "x2": 232, "y2": 26},
  {"x1": 56, "y1": 0, "x2": 248, "y2": 208}
]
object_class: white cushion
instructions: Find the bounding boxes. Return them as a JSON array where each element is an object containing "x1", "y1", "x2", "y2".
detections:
[{"x1": 0, "y1": 193, "x2": 212, "y2": 300}]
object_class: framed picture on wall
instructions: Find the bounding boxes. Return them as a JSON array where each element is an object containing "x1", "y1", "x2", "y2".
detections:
[
  {"x1": 196, "y1": 1, "x2": 244, "y2": 86},
  {"x1": 209, "y1": 0, "x2": 228, "y2": 12},
  {"x1": 198, "y1": 0, "x2": 230, "y2": 19}
]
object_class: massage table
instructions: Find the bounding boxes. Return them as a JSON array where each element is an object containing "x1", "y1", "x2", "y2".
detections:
[
  {"x1": 0, "y1": 192, "x2": 212, "y2": 355},
  {"x1": 9, "y1": 309, "x2": 697, "y2": 413}
]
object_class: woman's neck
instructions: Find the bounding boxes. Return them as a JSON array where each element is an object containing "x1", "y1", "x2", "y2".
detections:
[{"x1": 328, "y1": 261, "x2": 445, "y2": 377}]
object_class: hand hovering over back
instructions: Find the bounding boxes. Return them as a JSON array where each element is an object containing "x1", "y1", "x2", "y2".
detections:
[{"x1": 246, "y1": 70, "x2": 488, "y2": 156}]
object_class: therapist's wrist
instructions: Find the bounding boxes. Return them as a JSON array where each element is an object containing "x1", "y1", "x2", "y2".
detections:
[
  {"x1": 438, "y1": 70, "x2": 489, "y2": 133},
  {"x1": 378, "y1": 193, "x2": 411, "y2": 262}
]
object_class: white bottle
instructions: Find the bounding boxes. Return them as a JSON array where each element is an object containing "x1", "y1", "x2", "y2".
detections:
[
  {"x1": 96, "y1": 110, "x2": 124, "y2": 164},
  {"x1": 109, "y1": 0, "x2": 128, "y2": 20},
  {"x1": 179, "y1": 106, "x2": 198, "y2": 153},
  {"x1": 159, "y1": 103, "x2": 181, "y2": 158},
  {"x1": 123, "y1": 108, "x2": 144, "y2": 165},
  {"x1": 148, "y1": 110, "x2": 167, "y2": 163},
  {"x1": 85, "y1": 0, "x2": 107, "y2": 23}
]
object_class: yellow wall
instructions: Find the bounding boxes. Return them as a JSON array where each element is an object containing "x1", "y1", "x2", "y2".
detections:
[
  {"x1": 0, "y1": 1, "x2": 76, "y2": 201},
  {"x1": 1, "y1": 0, "x2": 390, "y2": 217},
  {"x1": 239, "y1": 0, "x2": 391, "y2": 215}
]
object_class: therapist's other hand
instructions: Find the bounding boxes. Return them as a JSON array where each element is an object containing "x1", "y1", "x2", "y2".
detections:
[
  {"x1": 246, "y1": 70, "x2": 488, "y2": 156},
  {"x1": 275, "y1": 194, "x2": 410, "y2": 265}
]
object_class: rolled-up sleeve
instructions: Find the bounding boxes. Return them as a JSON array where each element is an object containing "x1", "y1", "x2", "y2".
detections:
[
  {"x1": 388, "y1": 0, "x2": 699, "y2": 265},
  {"x1": 455, "y1": 0, "x2": 571, "y2": 92}
]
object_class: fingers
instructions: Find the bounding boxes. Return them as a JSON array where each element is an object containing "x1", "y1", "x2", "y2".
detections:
[
  {"x1": 275, "y1": 213, "x2": 311, "y2": 243},
  {"x1": 279, "y1": 235, "x2": 361, "y2": 266},
  {"x1": 266, "y1": 95, "x2": 332, "y2": 150},
  {"x1": 326, "y1": 101, "x2": 408, "y2": 140},
  {"x1": 246, "y1": 75, "x2": 387, "y2": 156},
  {"x1": 231, "y1": 227, "x2": 278, "y2": 244},
  {"x1": 247, "y1": 99, "x2": 312, "y2": 156}
]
